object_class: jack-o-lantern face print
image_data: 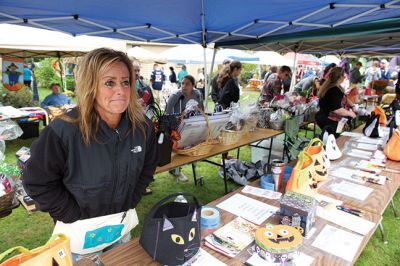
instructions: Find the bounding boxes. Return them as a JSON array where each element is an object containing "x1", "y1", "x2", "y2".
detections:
[{"x1": 256, "y1": 224, "x2": 303, "y2": 251}]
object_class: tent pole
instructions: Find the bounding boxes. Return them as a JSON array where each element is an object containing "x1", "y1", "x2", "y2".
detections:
[
  {"x1": 206, "y1": 49, "x2": 216, "y2": 112},
  {"x1": 289, "y1": 52, "x2": 298, "y2": 91},
  {"x1": 203, "y1": 47, "x2": 209, "y2": 111}
]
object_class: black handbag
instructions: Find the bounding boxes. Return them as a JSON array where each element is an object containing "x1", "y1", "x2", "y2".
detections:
[
  {"x1": 139, "y1": 193, "x2": 202, "y2": 265},
  {"x1": 363, "y1": 113, "x2": 381, "y2": 138}
]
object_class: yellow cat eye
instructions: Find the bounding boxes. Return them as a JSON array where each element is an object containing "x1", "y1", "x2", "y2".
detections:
[
  {"x1": 171, "y1": 234, "x2": 185, "y2": 245},
  {"x1": 188, "y1": 228, "x2": 196, "y2": 241}
]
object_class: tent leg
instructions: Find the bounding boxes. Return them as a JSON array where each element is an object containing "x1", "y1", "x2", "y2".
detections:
[{"x1": 289, "y1": 52, "x2": 298, "y2": 92}]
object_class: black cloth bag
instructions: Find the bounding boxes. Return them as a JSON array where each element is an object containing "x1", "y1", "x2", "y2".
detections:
[
  {"x1": 363, "y1": 114, "x2": 381, "y2": 138},
  {"x1": 140, "y1": 193, "x2": 202, "y2": 265}
]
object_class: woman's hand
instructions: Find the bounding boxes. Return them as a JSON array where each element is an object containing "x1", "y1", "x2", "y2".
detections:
[{"x1": 348, "y1": 110, "x2": 357, "y2": 119}]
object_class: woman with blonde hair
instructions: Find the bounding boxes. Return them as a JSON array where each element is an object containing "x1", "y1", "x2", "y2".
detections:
[
  {"x1": 23, "y1": 48, "x2": 159, "y2": 263},
  {"x1": 316, "y1": 66, "x2": 357, "y2": 135}
]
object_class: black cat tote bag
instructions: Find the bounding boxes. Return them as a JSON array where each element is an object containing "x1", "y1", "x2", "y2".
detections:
[
  {"x1": 140, "y1": 192, "x2": 202, "y2": 265},
  {"x1": 363, "y1": 114, "x2": 382, "y2": 138}
]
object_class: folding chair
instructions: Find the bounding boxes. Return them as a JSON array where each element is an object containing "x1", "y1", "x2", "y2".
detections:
[{"x1": 282, "y1": 115, "x2": 310, "y2": 162}]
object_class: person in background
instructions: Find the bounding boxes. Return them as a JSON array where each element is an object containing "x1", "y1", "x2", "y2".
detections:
[
  {"x1": 196, "y1": 68, "x2": 205, "y2": 100},
  {"x1": 321, "y1": 63, "x2": 336, "y2": 85},
  {"x1": 211, "y1": 59, "x2": 231, "y2": 104},
  {"x1": 40, "y1": 83, "x2": 71, "y2": 108},
  {"x1": 380, "y1": 59, "x2": 392, "y2": 80},
  {"x1": 316, "y1": 67, "x2": 357, "y2": 136},
  {"x1": 133, "y1": 61, "x2": 154, "y2": 108},
  {"x1": 302, "y1": 67, "x2": 315, "y2": 79},
  {"x1": 177, "y1": 65, "x2": 188, "y2": 84},
  {"x1": 23, "y1": 63, "x2": 32, "y2": 88},
  {"x1": 349, "y1": 62, "x2": 363, "y2": 85},
  {"x1": 258, "y1": 65, "x2": 291, "y2": 106},
  {"x1": 23, "y1": 48, "x2": 159, "y2": 264},
  {"x1": 169, "y1": 66, "x2": 177, "y2": 84},
  {"x1": 150, "y1": 63, "x2": 165, "y2": 101},
  {"x1": 217, "y1": 61, "x2": 242, "y2": 109},
  {"x1": 165, "y1": 75, "x2": 203, "y2": 182},
  {"x1": 263, "y1": 66, "x2": 278, "y2": 83},
  {"x1": 365, "y1": 60, "x2": 381, "y2": 86},
  {"x1": 294, "y1": 75, "x2": 321, "y2": 97}
]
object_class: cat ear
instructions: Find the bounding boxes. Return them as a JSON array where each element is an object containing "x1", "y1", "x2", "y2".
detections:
[
  {"x1": 191, "y1": 209, "x2": 198, "y2": 222},
  {"x1": 163, "y1": 217, "x2": 174, "y2": 231}
]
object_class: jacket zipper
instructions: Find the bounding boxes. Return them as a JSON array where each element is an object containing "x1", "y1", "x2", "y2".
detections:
[{"x1": 110, "y1": 129, "x2": 120, "y2": 208}]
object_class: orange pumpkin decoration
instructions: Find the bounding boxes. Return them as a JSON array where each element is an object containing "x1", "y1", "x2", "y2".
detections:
[
  {"x1": 373, "y1": 106, "x2": 387, "y2": 125},
  {"x1": 384, "y1": 128, "x2": 400, "y2": 161},
  {"x1": 303, "y1": 138, "x2": 330, "y2": 186},
  {"x1": 255, "y1": 224, "x2": 303, "y2": 263},
  {"x1": 285, "y1": 151, "x2": 316, "y2": 197}
]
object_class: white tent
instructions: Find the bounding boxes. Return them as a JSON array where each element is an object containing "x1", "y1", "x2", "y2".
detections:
[
  {"x1": 161, "y1": 44, "x2": 224, "y2": 65},
  {"x1": 254, "y1": 51, "x2": 292, "y2": 66},
  {"x1": 0, "y1": 24, "x2": 127, "y2": 58},
  {"x1": 319, "y1": 55, "x2": 341, "y2": 66},
  {"x1": 216, "y1": 49, "x2": 259, "y2": 64},
  {"x1": 127, "y1": 46, "x2": 166, "y2": 63}
]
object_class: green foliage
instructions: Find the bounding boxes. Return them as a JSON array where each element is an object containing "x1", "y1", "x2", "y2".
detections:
[
  {"x1": 35, "y1": 58, "x2": 61, "y2": 89},
  {"x1": 65, "y1": 76, "x2": 75, "y2": 91},
  {"x1": 239, "y1": 63, "x2": 258, "y2": 86},
  {"x1": 0, "y1": 85, "x2": 34, "y2": 107}
]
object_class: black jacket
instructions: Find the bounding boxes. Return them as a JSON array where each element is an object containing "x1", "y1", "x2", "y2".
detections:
[
  {"x1": 22, "y1": 109, "x2": 159, "y2": 223},
  {"x1": 211, "y1": 75, "x2": 220, "y2": 103},
  {"x1": 218, "y1": 77, "x2": 240, "y2": 109}
]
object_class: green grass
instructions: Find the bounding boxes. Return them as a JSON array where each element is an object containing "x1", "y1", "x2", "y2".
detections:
[{"x1": 0, "y1": 90, "x2": 399, "y2": 265}]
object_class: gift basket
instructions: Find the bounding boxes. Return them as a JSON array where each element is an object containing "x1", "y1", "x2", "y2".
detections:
[
  {"x1": 219, "y1": 103, "x2": 246, "y2": 146},
  {"x1": 174, "y1": 100, "x2": 219, "y2": 156}
]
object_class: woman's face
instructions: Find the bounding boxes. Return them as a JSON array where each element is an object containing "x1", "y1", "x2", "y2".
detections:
[
  {"x1": 314, "y1": 79, "x2": 321, "y2": 90},
  {"x1": 232, "y1": 67, "x2": 242, "y2": 77},
  {"x1": 95, "y1": 61, "x2": 131, "y2": 118},
  {"x1": 181, "y1": 78, "x2": 194, "y2": 94}
]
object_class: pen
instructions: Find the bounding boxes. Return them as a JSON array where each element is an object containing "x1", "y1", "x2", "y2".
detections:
[
  {"x1": 337, "y1": 206, "x2": 363, "y2": 217},
  {"x1": 339, "y1": 205, "x2": 364, "y2": 213}
]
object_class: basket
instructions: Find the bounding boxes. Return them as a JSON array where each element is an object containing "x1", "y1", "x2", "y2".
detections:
[
  {"x1": 0, "y1": 191, "x2": 15, "y2": 212},
  {"x1": 219, "y1": 129, "x2": 242, "y2": 145},
  {"x1": 174, "y1": 108, "x2": 217, "y2": 156}
]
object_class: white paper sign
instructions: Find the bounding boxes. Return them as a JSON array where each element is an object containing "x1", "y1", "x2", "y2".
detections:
[
  {"x1": 216, "y1": 194, "x2": 278, "y2": 225},
  {"x1": 246, "y1": 252, "x2": 314, "y2": 266},
  {"x1": 241, "y1": 185, "x2": 282, "y2": 200},
  {"x1": 316, "y1": 206, "x2": 375, "y2": 235},
  {"x1": 329, "y1": 181, "x2": 373, "y2": 201},
  {"x1": 312, "y1": 225, "x2": 363, "y2": 262},
  {"x1": 183, "y1": 248, "x2": 226, "y2": 266}
]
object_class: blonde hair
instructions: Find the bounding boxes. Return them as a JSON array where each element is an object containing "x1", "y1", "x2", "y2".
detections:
[
  {"x1": 318, "y1": 67, "x2": 344, "y2": 98},
  {"x1": 65, "y1": 48, "x2": 146, "y2": 145}
]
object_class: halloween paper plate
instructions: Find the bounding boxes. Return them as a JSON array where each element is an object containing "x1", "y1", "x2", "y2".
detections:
[{"x1": 255, "y1": 224, "x2": 303, "y2": 263}]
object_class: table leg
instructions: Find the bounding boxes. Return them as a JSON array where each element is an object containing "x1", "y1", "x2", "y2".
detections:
[
  {"x1": 390, "y1": 199, "x2": 398, "y2": 218},
  {"x1": 236, "y1": 148, "x2": 240, "y2": 159},
  {"x1": 268, "y1": 137, "x2": 274, "y2": 164},
  {"x1": 192, "y1": 163, "x2": 197, "y2": 186},
  {"x1": 378, "y1": 222, "x2": 386, "y2": 243},
  {"x1": 222, "y1": 155, "x2": 228, "y2": 194}
]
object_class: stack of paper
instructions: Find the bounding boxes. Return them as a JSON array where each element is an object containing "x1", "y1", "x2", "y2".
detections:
[
  {"x1": 204, "y1": 217, "x2": 258, "y2": 258},
  {"x1": 216, "y1": 194, "x2": 278, "y2": 225}
]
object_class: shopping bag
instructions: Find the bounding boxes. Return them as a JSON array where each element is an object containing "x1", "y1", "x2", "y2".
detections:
[
  {"x1": 139, "y1": 193, "x2": 201, "y2": 265},
  {"x1": 303, "y1": 138, "x2": 330, "y2": 184},
  {"x1": 0, "y1": 234, "x2": 72, "y2": 266},
  {"x1": 384, "y1": 128, "x2": 400, "y2": 161},
  {"x1": 285, "y1": 151, "x2": 316, "y2": 197},
  {"x1": 373, "y1": 106, "x2": 387, "y2": 125},
  {"x1": 363, "y1": 114, "x2": 382, "y2": 138}
]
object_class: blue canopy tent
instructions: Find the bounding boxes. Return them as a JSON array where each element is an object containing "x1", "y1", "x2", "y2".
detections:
[{"x1": 2, "y1": 0, "x2": 400, "y2": 103}]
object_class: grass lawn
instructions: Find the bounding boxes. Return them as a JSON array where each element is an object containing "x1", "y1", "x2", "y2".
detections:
[{"x1": 0, "y1": 89, "x2": 399, "y2": 265}]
